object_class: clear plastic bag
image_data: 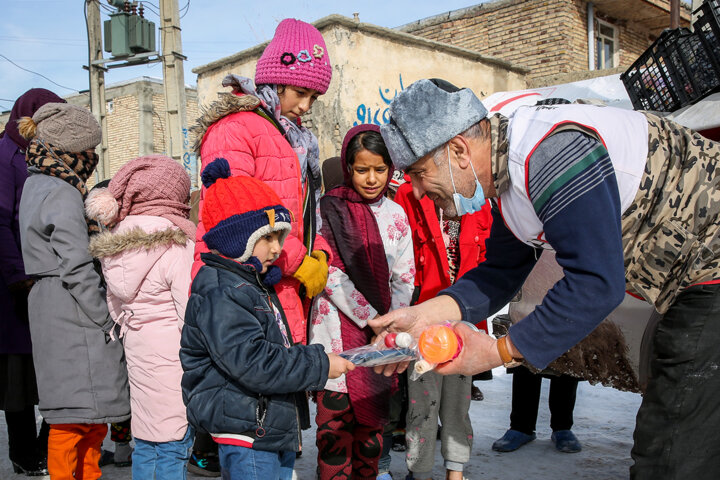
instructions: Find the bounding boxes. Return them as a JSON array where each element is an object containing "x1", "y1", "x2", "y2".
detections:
[
  {"x1": 409, "y1": 324, "x2": 464, "y2": 381},
  {"x1": 338, "y1": 324, "x2": 465, "y2": 375},
  {"x1": 339, "y1": 331, "x2": 417, "y2": 367},
  {"x1": 338, "y1": 344, "x2": 417, "y2": 367}
]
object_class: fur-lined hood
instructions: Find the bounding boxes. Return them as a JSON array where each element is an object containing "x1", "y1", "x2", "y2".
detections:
[
  {"x1": 89, "y1": 227, "x2": 189, "y2": 259},
  {"x1": 89, "y1": 216, "x2": 193, "y2": 303},
  {"x1": 190, "y1": 93, "x2": 261, "y2": 157}
]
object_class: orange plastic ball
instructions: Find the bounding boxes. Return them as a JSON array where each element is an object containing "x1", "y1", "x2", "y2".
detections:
[{"x1": 418, "y1": 325, "x2": 460, "y2": 364}]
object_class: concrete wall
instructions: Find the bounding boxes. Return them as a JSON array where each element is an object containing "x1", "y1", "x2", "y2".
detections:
[{"x1": 193, "y1": 15, "x2": 528, "y2": 162}]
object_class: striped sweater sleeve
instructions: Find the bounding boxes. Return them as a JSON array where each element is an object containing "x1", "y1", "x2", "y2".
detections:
[{"x1": 507, "y1": 130, "x2": 627, "y2": 369}]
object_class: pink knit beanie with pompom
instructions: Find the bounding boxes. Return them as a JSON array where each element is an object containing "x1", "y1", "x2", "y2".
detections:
[
  {"x1": 255, "y1": 18, "x2": 332, "y2": 94},
  {"x1": 85, "y1": 155, "x2": 195, "y2": 237}
]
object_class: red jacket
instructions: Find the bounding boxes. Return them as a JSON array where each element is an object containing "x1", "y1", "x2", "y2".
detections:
[
  {"x1": 393, "y1": 181, "x2": 493, "y2": 332},
  {"x1": 191, "y1": 93, "x2": 329, "y2": 344}
]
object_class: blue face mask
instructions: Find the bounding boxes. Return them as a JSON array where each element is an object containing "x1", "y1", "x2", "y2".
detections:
[{"x1": 447, "y1": 144, "x2": 485, "y2": 216}]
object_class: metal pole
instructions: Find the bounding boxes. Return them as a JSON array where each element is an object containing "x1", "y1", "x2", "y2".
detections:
[
  {"x1": 159, "y1": 0, "x2": 195, "y2": 187},
  {"x1": 671, "y1": 0, "x2": 680, "y2": 29},
  {"x1": 86, "y1": 0, "x2": 109, "y2": 180}
]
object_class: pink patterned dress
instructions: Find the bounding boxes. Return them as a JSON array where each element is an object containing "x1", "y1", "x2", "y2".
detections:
[{"x1": 309, "y1": 195, "x2": 415, "y2": 392}]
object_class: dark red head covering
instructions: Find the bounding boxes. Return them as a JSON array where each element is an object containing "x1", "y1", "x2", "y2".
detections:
[
  {"x1": 2, "y1": 88, "x2": 65, "y2": 149},
  {"x1": 339, "y1": 123, "x2": 394, "y2": 202},
  {"x1": 322, "y1": 123, "x2": 397, "y2": 427}
]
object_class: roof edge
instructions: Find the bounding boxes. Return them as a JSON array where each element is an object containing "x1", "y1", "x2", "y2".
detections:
[
  {"x1": 192, "y1": 13, "x2": 528, "y2": 76},
  {"x1": 397, "y1": 0, "x2": 517, "y2": 32}
]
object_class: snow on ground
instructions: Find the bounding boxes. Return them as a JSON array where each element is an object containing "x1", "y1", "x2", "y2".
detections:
[{"x1": 0, "y1": 368, "x2": 642, "y2": 480}]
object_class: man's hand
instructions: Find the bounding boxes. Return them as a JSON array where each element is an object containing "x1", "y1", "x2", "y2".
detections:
[
  {"x1": 434, "y1": 322, "x2": 503, "y2": 376},
  {"x1": 368, "y1": 295, "x2": 463, "y2": 376},
  {"x1": 369, "y1": 295, "x2": 461, "y2": 336}
]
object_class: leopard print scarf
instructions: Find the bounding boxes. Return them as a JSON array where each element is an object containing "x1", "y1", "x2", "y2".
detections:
[{"x1": 26, "y1": 140, "x2": 101, "y2": 235}]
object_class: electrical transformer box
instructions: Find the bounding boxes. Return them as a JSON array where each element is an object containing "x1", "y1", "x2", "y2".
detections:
[{"x1": 104, "y1": 11, "x2": 155, "y2": 58}]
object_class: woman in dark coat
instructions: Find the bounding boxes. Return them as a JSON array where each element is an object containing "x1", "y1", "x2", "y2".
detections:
[{"x1": 0, "y1": 88, "x2": 64, "y2": 476}]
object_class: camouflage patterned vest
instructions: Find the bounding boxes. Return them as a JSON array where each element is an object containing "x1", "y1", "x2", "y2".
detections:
[
  {"x1": 622, "y1": 113, "x2": 720, "y2": 313},
  {"x1": 490, "y1": 112, "x2": 720, "y2": 314}
]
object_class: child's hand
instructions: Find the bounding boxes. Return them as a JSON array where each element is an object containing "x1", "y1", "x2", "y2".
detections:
[{"x1": 327, "y1": 353, "x2": 355, "y2": 379}]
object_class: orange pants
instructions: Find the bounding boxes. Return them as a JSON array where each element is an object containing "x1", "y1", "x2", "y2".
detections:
[{"x1": 48, "y1": 423, "x2": 107, "y2": 480}]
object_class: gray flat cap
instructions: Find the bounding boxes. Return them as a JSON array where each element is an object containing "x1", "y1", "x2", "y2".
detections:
[{"x1": 380, "y1": 79, "x2": 487, "y2": 170}]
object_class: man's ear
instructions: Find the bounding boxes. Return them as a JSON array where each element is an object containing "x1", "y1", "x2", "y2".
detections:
[{"x1": 449, "y1": 135, "x2": 472, "y2": 169}]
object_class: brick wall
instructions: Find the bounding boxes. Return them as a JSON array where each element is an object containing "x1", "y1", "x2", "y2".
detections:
[
  {"x1": 152, "y1": 94, "x2": 168, "y2": 155},
  {"x1": 402, "y1": 0, "x2": 665, "y2": 84},
  {"x1": 151, "y1": 92, "x2": 199, "y2": 154},
  {"x1": 75, "y1": 78, "x2": 199, "y2": 187},
  {"x1": 106, "y1": 94, "x2": 140, "y2": 177}
]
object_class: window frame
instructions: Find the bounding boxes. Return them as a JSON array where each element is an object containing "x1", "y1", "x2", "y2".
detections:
[{"x1": 595, "y1": 18, "x2": 618, "y2": 70}]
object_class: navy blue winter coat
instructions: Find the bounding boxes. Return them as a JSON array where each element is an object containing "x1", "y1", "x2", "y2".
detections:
[{"x1": 180, "y1": 253, "x2": 329, "y2": 452}]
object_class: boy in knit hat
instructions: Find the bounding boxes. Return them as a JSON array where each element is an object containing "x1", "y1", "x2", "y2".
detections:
[
  {"x1": 180, "y1": 158, "x2": 354, "y2": 479},
  {"x1": 191, "y1": 18, "x2": 335, "y2": 353}
]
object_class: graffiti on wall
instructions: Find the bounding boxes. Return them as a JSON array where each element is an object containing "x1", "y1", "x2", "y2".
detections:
[
  {"x1": 181, "y1": 126, "x2": 198, "y2": 188},
  {"x1": 352, "y1": 74, "x2": 405, "y2": 126}
]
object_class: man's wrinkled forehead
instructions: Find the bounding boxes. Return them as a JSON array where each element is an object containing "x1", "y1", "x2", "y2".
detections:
[{"x1": 404, "y1": 152, "x2": 435, "y2": 177}]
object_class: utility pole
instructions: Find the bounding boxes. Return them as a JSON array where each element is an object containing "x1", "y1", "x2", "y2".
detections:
[
  {"x1": 670, "y1": 0, "x2": 680, "y2": 29},
  {"x1": 86, "y1": 0, "x2": 110, "y2": 180},
  {"x1": 159, "y1": 0, "x2": 194, "y2": 187}
]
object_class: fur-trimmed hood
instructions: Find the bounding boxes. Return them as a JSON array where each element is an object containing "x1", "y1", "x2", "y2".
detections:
[
  {"x1": 190, "y1": 93, "x2": 261, "y2": 157},
  {"x1": 89, "y1": 215, "x2": 193, "y2": 303},
  {"x1": 89, "y1": 226, "x2": 189, "y2": 259}
]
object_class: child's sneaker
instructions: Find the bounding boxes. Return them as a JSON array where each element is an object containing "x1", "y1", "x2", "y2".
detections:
[
  {"x1": 471, "y1": 385, "x2": 484, "y2": 401},
  {"x1": 377, "y1": 473, "x2": 393, "y2": 480},
  {"x1": 391, "y1": 430, "x2": 406, "y2": 452},
  {"x1": 188, "y1": 451, "x2": 221, "y2": 477},
  {"x1": 113, "y1": 442, "x2": 133, "y2": 467}
]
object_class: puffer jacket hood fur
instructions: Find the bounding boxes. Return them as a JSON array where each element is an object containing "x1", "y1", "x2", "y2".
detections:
[
  {"x1": 89, "y1": 217, "x2": 190, "y2": 303},
  {"x1": 190, "y1": 93, "x2": 260, "y2": 158}
]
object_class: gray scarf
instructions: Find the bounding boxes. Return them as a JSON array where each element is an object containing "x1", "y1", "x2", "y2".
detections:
[{"x1": 221, "y1": 74, "x2": 321, "y2": 184}]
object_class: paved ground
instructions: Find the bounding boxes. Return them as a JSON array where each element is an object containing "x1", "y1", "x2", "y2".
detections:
[{"x1": 1, "y1": 367, "x2": 642, "y2": 479}]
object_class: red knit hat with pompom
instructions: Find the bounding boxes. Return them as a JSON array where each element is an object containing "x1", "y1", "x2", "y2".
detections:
[{"x1": 201, "y1": 158, "x2": 291, "y2": 261}]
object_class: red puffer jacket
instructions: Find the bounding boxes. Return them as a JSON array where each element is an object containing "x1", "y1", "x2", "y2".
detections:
[
  {"x1": 393, "y1": 181, "x2": 492, "y2": 332},
  {"x1": 191, "y1": 93, "x2": 329, "y2": 344}
]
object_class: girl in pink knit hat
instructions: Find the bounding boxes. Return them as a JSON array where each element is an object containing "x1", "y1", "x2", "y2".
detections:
[
  {"x1": 86, "y1": 154, "x2": 196, "y2": 480},
  {"x1": 191, "y1": 15, "x2": 333, "y2": 388}
]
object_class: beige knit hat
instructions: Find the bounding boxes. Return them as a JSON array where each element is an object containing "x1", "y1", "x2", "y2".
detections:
[{"x1": 21, "y1": 102, "x2": 101, "y2": 153}]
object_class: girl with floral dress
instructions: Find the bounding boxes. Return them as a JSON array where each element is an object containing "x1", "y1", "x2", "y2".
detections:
[{"x1": 309, "y1": 124, "x2": 415, "y2": 480}]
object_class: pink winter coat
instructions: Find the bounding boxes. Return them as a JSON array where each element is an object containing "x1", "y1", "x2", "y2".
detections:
[
  {"x1": 89, "y1": 215, "x2": 193, "y2": 442},
  {"x1": 191, "y1": 93, "x2": 329, "y2": 344}
]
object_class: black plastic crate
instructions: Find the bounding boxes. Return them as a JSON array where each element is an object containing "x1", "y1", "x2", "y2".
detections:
[
  {"x1": 659, "y1": 28, "x2": 720, "y2": 104},
  {"x1": 621, "y1": 29, "x2": 687, "y2": 111},
  {"x1": 621, "y1": 25, "x2": 720, "y2": 112},
  {"x1": 694, "y1": 0, "x2": 720, "y2": 69}
]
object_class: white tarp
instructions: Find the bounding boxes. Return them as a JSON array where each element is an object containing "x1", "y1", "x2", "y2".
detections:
[{"x1": 481, "y1": 74, "x2": 719, "y2": 132}]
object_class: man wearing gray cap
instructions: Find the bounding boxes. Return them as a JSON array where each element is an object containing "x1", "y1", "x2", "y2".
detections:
[{"x1": 369, "y1": 78, "x2": 720, "y2": 479}]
